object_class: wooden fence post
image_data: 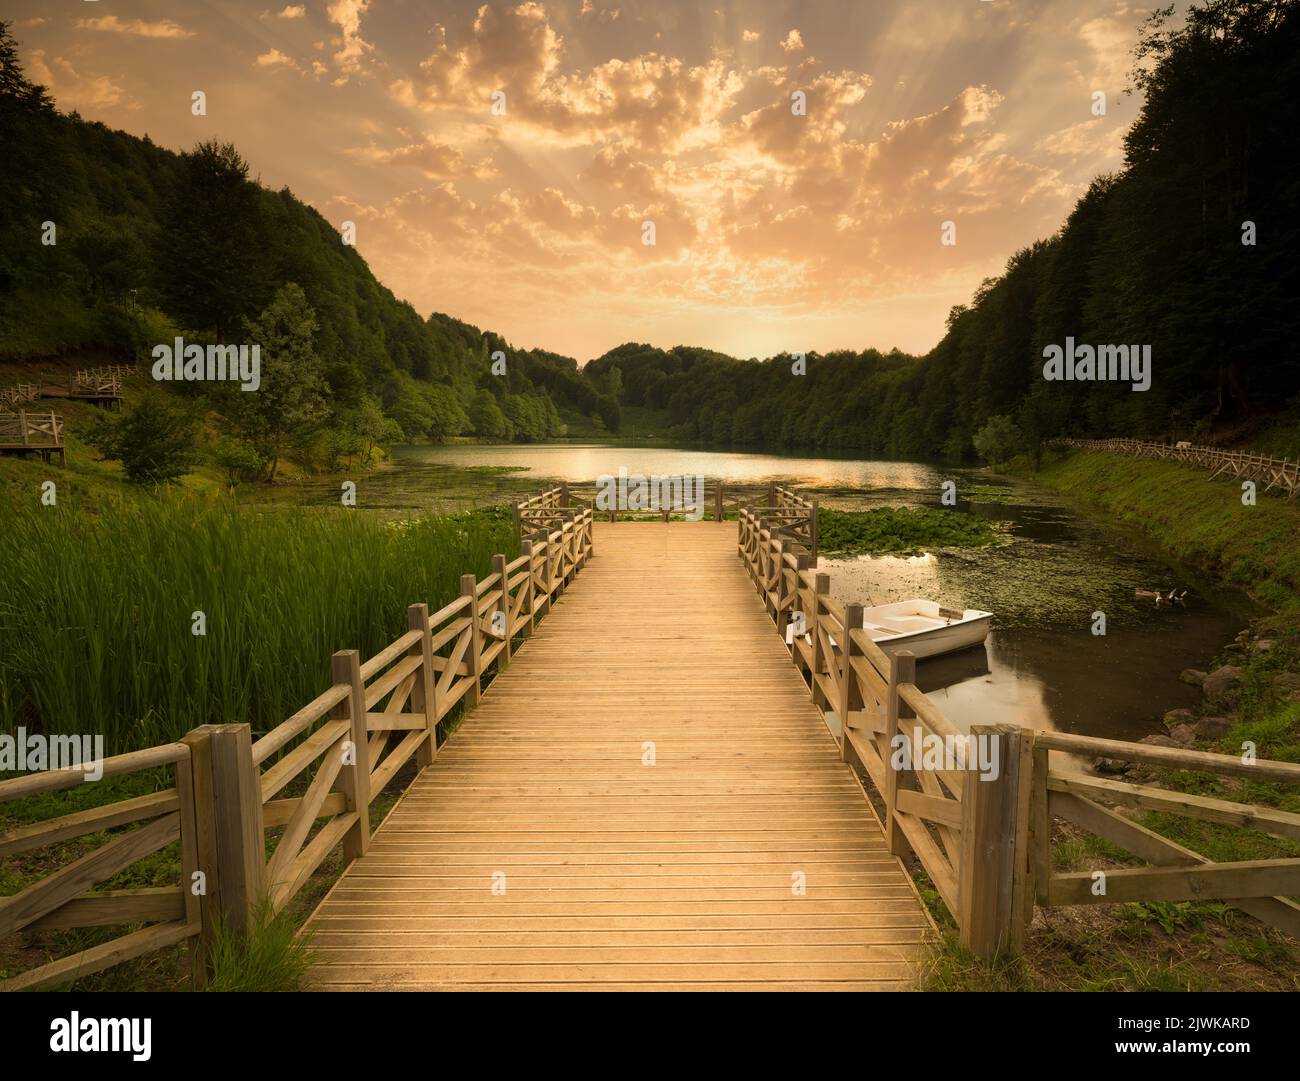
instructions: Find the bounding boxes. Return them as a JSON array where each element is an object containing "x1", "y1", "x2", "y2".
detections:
[
  {"x1": 810, "y1": 573, "x2": 830, "y2": 710},
  {"x1": 179, "y1": 723, "x2": 264, "y2": 943},
  {"x1": 560, "y1": 482, "x2": 570, "y2": 508},
  {"x1": 838, "y1": 605, "x2": 863, "y2": 760},
  {"x1": 491, "y1": 553, "x2": 511, "y2": 666},
  {"x1": 521, "y1": 540, "x2": 537, "y2": 636},
  {"x1": 958, "y1": 723, "x2": 1034, "y2": 957},
  {"x1": 774, "y1": 541, "x2": 789, "y2": 636},
  {"x1": 767, "y1": 481, "x2": 776, "y2": 508},
  {"x1": 174, "y1": 732, "x2": 208, "y2": 985},
  {"x1": 1029, "y1": 740, "x2": 1051, "y2": 908},
  {"x1": 331, "y1": 650, "x2": 371, "y2": 862},
  {"x1": 715, "y1": 482, "x2": 723, "y2": 522},
  {"x1": 461, "y1": 574, "x2": 483, "y2": 707},
  {"x1": 407, "y1": 603, "x2": 439, "y2": 767},
  {"x1": 810, "y1": 498, "x2": 819, "y2": 562},
  {"x1": 883, "y1": 651, "x2": 916, "y2": 858}
]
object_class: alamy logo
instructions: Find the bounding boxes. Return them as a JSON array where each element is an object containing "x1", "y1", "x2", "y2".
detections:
[
  {"x1": 49, "y1": 1013, "x2": 151, "y2": 1061},
  {"x1": 1042, "y1": 337, "x2": 1151, "y2": 392},
  {"x1": 0, "y1": 727, "x2": 104, "y2": 781},
  {"x1": 889, "y1": 726, "x2": 1001, "y2": 781},
  {"x1": 152, "y1": 337, "x2": 261, "y2": 391},
  {"x1": 596, "y1": 468, "x2": 705, "y2": 521}
]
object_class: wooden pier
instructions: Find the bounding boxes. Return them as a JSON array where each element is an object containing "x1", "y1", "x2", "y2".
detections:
[
  {"x1": 3, "y1": 485, "x2": 1299, "y2": 992},
  {"x1": 304, "y1": 523, "x2": 928, "y2": 990}
]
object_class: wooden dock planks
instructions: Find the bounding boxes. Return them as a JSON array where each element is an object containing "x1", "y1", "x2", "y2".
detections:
[{"x1": 305, "y1": 521, "x2": 932, "y2": 990}]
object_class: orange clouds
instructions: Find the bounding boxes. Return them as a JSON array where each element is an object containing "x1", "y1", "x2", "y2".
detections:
[{"x1": 18, "y1": 0, "x2": 1143, "y2": 359}]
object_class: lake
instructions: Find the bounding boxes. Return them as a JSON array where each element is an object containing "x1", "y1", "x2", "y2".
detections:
[{"x1": 263, "y1": 441, "x2": 1259, "y2": 743}]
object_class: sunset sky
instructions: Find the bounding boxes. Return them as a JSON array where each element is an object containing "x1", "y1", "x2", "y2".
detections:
[{"x1": 10, "y1": 1, "x2": 1153, "y2": 361}]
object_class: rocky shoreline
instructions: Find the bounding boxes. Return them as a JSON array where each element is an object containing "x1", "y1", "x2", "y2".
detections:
[{"x1": 1095, "y1": 627, "x2": 1300, "y2": 774}]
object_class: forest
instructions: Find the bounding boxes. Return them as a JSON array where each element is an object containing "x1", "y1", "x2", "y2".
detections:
[
  {"x1": 2, "y1": 0, "x2": 1297, "y2": 468},
  {"x1": 587, "y1": 1, "x2": 1300, "y2": 459},
  {"x1": 0, "y1": 23, "x2": 619, "y2": 468}
]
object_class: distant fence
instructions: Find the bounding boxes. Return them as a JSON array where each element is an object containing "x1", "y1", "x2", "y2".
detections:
[
  {"x1": 0, "y1": 410, "x2": 65, "y2": 464},
  {"x1": 739, "y1": 487, "x2": 1300, "y2": 957},
  {"x1": 71, "y1": 365, "x2": 127, "y2": 401},
  {"x1": 520, "y1": 480, "x2": 813, "y2": 547},
  {"x1": 0, "y1": 491, "x2": 594, "y2": 990},
  {"x1": 0, "y1": 383, "x2": 40, "y2": 411},
  {"x1": 1058, "y1": 437, "x2": 1300, "y2": 500}
]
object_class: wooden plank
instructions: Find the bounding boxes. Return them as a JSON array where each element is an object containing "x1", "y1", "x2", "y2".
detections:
[
  {"x1": 1048, "y1": 770, "x2": 1300, "y2": 842},
  {"x1": 1034, "y1": 731, "x2": 1300, "y2": 784},
  {"x1": 1049, "y1": 791, "x2": 1300, "y2": 937},
  {"x1": 304, "y1": 522, "x2": 932, "y2": 988},
  {"x1": 0, "y1": 813, "x2": 179, "y2": 937},
  {"x1": 0, "y1": 790, "x2": 177, "y2": 858},
  {"x1": 0, "y1": 920, "x2": 195, "y2": 993},
  {"x1": 1048, "y1": 859, "x2": 1300, "y2": 906},
  {"x1": 26, "y1": 887, "x2": 186, "y2": 930}
]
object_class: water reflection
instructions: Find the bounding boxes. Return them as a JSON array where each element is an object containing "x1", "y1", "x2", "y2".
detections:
[
  {"x1": 249, "y1": 441, "x2": 1258, "y2": 743},
  {"x1": 822, "y1": 489, "x2": 1256, "y2": 741}
]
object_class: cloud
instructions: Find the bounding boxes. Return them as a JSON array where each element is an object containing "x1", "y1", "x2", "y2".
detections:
[
  {"x1": 392, "y1": 3, "x2": 744, "y2": 152},
  {"x1": 742, "y1": 30, "x2": 759, "y2": 43},
  {"x1": 347, "y1": 137, "x2": 496, "y2": 179},
  {"x1": 279, "y1": 4, "x2": 307, "y2": 17},
  {"x1": 75, "y1": 16, "x2": 194, "y2": 39},
  {"x1": 25, "y1": 49, "x2": 137, "y2": 110},
  {"x1": 780, "y1": 29, "x2": 804, "y2": 54},
  {"x1": 256, "y1": 49, "x2": 303, "y2": 73},
  {"x1": 327, "y1": 0, "x2": 374, "y2": 77}
]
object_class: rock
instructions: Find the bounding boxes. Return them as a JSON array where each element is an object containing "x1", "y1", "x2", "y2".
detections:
[
  {"x1": 1139, "y1": 734, "x2": 1180, "y2": 749},
  {"x1": 1179, "y1": 669, "x2": 1207, "y2": 687},
  {"x1": 1169, "y1": 723, "x2": 1197, "y2": 745},
  {"x1": 1202, "y1": 665, "x2": 1243, "y2": 699},
  {"x1": 1274, "y1": 672, "x2": 1300, "y2": 692},
  {"x1": 1253, "y1": 639, "x2": 1276, "y2": 654},
  {"x1": 1163, "y1": 708, "x2": 1195, "y2": 729},
  {"x1": 1093, "y1": 756, "x2": 1130, "y2": 774},
  {"x1": 1288, "y1": 690, "x2": 1300, "y2": 704},
  {"x1": 1191, "y1": 716, "x2": 1232, "y2": 739}
]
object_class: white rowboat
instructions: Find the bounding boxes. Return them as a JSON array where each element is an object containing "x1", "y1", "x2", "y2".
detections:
[{"x1": 860, "y1": 599, "x2": 992, "y2": 659}]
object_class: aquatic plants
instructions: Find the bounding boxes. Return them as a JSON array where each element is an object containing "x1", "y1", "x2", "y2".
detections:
[{"x1": 817, "y1": 506, "x2": 998, "y2": 556}]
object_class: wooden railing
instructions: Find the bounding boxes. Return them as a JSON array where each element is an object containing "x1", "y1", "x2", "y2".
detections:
[
  {"x1": 738, "y1": 497, "x2": 1300, "y2": 956},
  {"x1": 523, "y1": 478, "x2": 752, "y2": 524},
  {"x1": 0, "y1": 383, "x2": 40, "y2": 410},
  {"x1": 0, "y1": 411, "x2": 65, "y2": 463},
  {"x1": 71, "y1": 366, "x2": 125, "y2": 399},
  {"x1": 0, "y1": 497, "x2": 595, "y2": 990},
  {"x1": 0, "y1": 744, "x2": 202, "y2": 992},
  {"x1": 1058, "y1": 437, "x2": 1300, "y2": 500}
]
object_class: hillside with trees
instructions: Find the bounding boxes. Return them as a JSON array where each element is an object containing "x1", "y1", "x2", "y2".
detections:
[
  {"x1": 0, "y1": 21, "x2": 618, "y2": 468},
  {"x1": 3, "y1": 0, "x2": 1295, "y2": 473},
  {"x1": 589, "y1": 1, "x2": 1300, "y2": 461}
]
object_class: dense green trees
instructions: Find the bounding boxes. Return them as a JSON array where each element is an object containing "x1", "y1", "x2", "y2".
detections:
[
  {"x1": 228, "y1": 283, "x2": 326, "y2": 480},
  {"x1": 586, "y1": 1, "x2": 1300, "y2": 459},
  {"x1": 3, "y1": 1, "x2": 1296, "y2": 462},
  {"x1": 0, "y1": 21, "x2": 601, "y2": 445},
  {"x1": 88, "y1": 391, "x2": 201, "y2": 485}
]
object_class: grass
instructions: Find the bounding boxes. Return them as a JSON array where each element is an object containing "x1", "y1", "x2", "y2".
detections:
[
  {"x1": 0, "y1": 485, "x2": 515, "y2": 751},
  {"x1": 1029, "y1": 450, "x2": 1300, "y2": 613},
  {"x1": 817, "y1": 505, "x2": 999, "y2": 555},
  {"x1": 909, "y1": 451, "x2": 1300, "y2": 991},
  {"x1": 205, "y1": 900, "x2": 317, "y2": 992}
]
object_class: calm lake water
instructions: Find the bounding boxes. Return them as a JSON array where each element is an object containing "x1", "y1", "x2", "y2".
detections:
[{"x1": 268, "y1": 441, "x2": 1259, "y2": 742}]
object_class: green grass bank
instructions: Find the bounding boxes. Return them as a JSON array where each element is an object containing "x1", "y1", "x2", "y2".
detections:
[{"x1": 1027, "y1": 450, "x2": 1300, "y2": 616}]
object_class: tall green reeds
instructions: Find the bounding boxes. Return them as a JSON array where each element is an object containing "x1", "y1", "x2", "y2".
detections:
[{"x1": 0, "y1": 491, "x2": 513, "y2": 750}]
